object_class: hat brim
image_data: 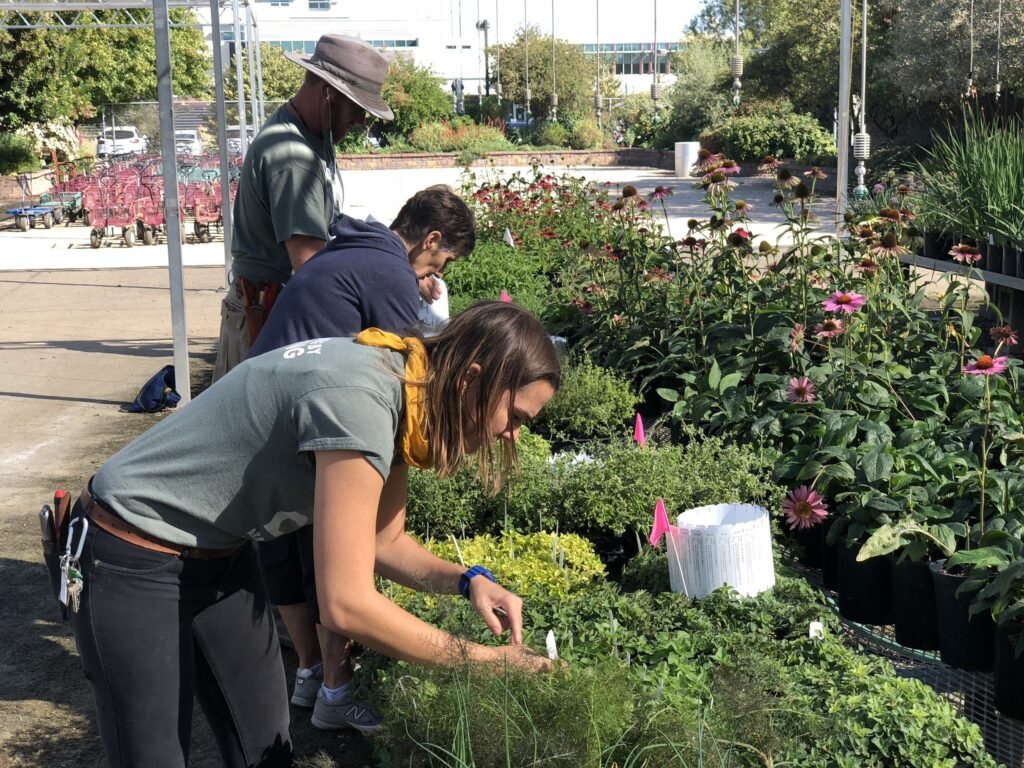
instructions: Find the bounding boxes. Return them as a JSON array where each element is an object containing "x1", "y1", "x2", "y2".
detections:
[{"x1": 284, "y1": 51, "x2": 394, "y2": 122}]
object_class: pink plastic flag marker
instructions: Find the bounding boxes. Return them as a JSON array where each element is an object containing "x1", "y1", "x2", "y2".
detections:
[
  {"x1": 499, "y1": 289, "x2": 513, "y2": 303},
  {"x1": 649, "y1": 498, "x2": 671, "y2": 547},
  {"x1": 633, "y1": 413, "x2": 646, "y2": 447}
]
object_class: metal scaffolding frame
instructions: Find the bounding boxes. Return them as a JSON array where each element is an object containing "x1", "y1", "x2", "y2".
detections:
[{"x1": 1, "y1": 0, "x2": 270, "y2": 403}]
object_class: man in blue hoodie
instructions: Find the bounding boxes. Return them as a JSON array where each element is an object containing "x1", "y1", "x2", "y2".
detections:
[{"x1": 247, "y1": 184, "x2": 475, "y2": 734}]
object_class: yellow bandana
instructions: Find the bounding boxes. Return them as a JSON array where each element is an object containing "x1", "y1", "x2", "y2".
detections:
[{"x1": 354, "y1": 328, "x2": 432, "y2": 469}]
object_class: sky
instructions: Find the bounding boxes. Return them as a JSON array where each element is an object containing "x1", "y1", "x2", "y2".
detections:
[{"x1": 353, "y1": 0, "x2": 703, "y2": 47}]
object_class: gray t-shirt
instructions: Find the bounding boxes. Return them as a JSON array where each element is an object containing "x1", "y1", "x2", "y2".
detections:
[
  {"x1": 92, "y1": 338, "x2": 404, "y2": 548},
  {"x1": 230, "y1": 105, "x2": 342, "y2": 285}
]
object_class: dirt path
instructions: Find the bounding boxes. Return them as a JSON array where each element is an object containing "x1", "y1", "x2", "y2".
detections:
[{"x1": 0, "y1": 267, "x2": 368, "y2": 767}]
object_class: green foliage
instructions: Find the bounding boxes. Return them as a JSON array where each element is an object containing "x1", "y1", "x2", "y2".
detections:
[
  {"x1": 224, "y1": 43, "x2": 303, "y2": 104},
  {"x1": 409, "y1": 119, "x2": 512, "y2": 154},
  {"x1": 532, "y1": 120, "x2": 568, "y2": 148},
  {"x1": 376, "y1": 663, "x2": 635, "y2": 768},
  {"x1": 0, "y1": 133, "x2": 38, "y2": 174},
  {"x1": 443, "y1": 240, "x2": 552, "y2": 319},
  {"x1": 700, "y1": 107, "x2": 836, "y2": 162},
  {"x1": 0, "y1": 9, "x2": 209, "y2": 129},
  {"x1": 610, "y1": 94, "x2": 659, "y2": 148},
  {"x1": 379, "y1": 55, "x2": 454, "y2": 141},
  {"x1": 568, "y1": 117, "x2": 604, "y2": 150},
  {"x1": 494, "y1": 26, "x2": 617, "y2": 121},
  {"x1": 659, "y1": 35, "x2": 733, "y2": 144},
  {"x1": 531, "y1": 354, "x2": 640, "y2": 444}
]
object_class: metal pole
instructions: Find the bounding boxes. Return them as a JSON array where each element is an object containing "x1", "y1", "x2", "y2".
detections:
[
  {"x1": 232, "y1": 0, "x2": 248, "y2": 155},
  {"x1": 210, "y1": 0, "x2": 233, "y2": 285},
  {"x1": 836, "y1": 0, "x2": 853, "y2": 228},
  {"x1": 652, "y1": 0, "x2": 659, "y2": 116},
  {"x1": 153, "y1": 0, "x2": 191, "y2": 404},
  {"x1": 550, "y1": 0, "x2": 556, "y2": 120},
  {"x1": 595, "y1": 0, "x2": 601, "y2": 127},
  {"x1": 523, "y1": 0, "x2": 530, "y2": 123},
  {"x1": 245, "y1": 2, "x2": 258, "y2": 132},
  {"x1": 253, "y1": 12, "x2": 266, "y2": 123}
]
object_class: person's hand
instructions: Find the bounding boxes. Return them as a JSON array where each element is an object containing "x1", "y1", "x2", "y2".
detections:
[
  {"x1": 418, "y1": 275, "x2": 442, "y2": 304},
  {"x1": 493, "y1": 643, "x2": 553, "y2": 672},
  {"x1": 468, "y1": 576, "x2": 524, "y2": 643}
]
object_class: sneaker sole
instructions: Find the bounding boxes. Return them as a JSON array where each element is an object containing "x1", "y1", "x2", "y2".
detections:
[
  {"x1": 291, "y1": 694, "x2": 317, "y2": 709},
  {"x1": 310, "y1": 713, "x2": 381, "y2": 734}
]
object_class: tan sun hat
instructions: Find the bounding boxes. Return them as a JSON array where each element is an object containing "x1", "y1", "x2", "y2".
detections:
[{"x1": 284, "y1": 34, "x2": 394, "y2": 121}]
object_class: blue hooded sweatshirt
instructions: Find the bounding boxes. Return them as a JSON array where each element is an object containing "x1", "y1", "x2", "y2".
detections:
[{"x1": 249, "y1": 213, "x2": 420, "y2": 357}]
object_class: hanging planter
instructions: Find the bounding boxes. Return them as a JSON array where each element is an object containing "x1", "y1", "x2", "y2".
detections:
[
  {"x1": 837, "y1": 539, "x2": 893, "y2": 626},
  {"x1": 930, "y1": 559, "x2": 995, "y2": 672},
  {"x1": 789, "y1": 523, "x2": 826, "y2": 569}
]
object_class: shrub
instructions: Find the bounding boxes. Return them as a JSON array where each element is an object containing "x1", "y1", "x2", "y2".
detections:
[
  {"x1": 409, "y1": 119, "x2": 512, "y2": 154},
  {"x1": 568, "y1": 117, "x2": 603, "y2": 150},
  {"x1": 700, "y1": 111, "x2": 836, "y2": 162},
  {"x1": 532, "y1": 120, "x2": 568, "y2": 147},
  {"x1": 531, "y1": 353, "x2": 641, "y2": 444},
  {"x1": 443, "y1": 240, "x2": 553, "y2": 319},
  {"x1": 0, "y1": 133, "x2": 38, "y2": 175}
]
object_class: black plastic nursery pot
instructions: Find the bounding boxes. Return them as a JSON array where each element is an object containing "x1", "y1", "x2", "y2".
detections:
[
  {"x1": 837, "y1": 539, "x2": 893, "y2": 626},
  {"x1": 790, "y1": 523, "x2": 825, "y2": 569},
  {"x1": 929, "y1": 559, "x2": 995, "y2": 672},
  {"x1": 822, "y1": 534, "x2": 840, "y2": 590},
  {"x1": 995, "y1": 620, "x2": 1024, "y2": 720},
  {"x1": 890, "y1": 557, "x2": 939, "y2": 650}
]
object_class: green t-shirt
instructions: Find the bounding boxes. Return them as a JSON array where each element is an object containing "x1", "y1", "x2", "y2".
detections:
[
  {"x1": 230, "y1": 106, "x2": 343, "y2": 285},
  {"x1": 92, "y1": 338, "x2": 404, "y2": 548}
]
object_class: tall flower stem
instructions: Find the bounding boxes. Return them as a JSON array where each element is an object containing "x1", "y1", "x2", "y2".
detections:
[{"x1": 978, "y1": 374, "x2": 992, "y2": 541}]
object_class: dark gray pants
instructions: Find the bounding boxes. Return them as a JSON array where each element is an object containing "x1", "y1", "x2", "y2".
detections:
[{"x1": 70, "y1": 508, "x2": 292, "y2": 768}]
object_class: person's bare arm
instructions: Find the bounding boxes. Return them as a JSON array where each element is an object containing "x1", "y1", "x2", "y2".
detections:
[
  {"x1": 284, "y1": 234, "x2": 326, "y2": 273},
  {"x1": 313, "y1": 451, "x2": 546, "y2": 668}
]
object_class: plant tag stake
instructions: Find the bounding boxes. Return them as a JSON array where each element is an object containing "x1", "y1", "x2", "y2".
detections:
[
  {"x1": 808, "y1": 621, "x2": 824, "y2": 640},
  {"x1": 451, "y1": 534, "x2": 465, "y2": 566},
  {"x1": 546, "y1": 630, "x2": 559, "y2": 660}
]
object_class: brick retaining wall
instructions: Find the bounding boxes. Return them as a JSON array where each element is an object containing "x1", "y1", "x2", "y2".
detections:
[
  {"x1": 0, "y1": 170, "x2": 51, "y2": 214},
  {"x1": 336, "y1": 148, "x2": 676, "y2": 171}
]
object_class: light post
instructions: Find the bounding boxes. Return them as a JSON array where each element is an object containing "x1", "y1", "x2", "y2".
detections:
[
  {"x1": 594, "y1": 0, "x2": 601, "y2": 127},
  {"x1": 731, "y1": 0, "x2": 743, "y2": 107},
  {"x1": 852, "y1": 0, "x2": 870, "y2": 200},
  {"x1": 651, "y1": 0, "x2": 660, "y2": 118},
  {"x1": 523, "y1": 0, "x2": 531, "y2": 124},
  {"x1": 550, "y1": 0, "x2": 558, "y2": 121}
]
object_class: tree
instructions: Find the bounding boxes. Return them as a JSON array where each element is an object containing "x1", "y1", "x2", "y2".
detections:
[
  {"x1": 224, "y1": 42, "x2": 303, "y2": 105},
  {"x1": 494, "y1": 26, "x2": 618, "y2": 121},
  {"x1": 660, "y1": 35, "x2": 733, "y2": 143},
  {"x1": 0, "y1": 9, "x2": 210, "y2": 129}
]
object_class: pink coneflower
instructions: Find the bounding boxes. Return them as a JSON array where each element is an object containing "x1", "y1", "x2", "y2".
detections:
[
  {"x1": 789, "y1": 323, "x2": 805, "y2": 353},
  {"x1": 782, "y1": 486, "x2": 829, "y2": 530},
  {"x1": 775, "y1": 167, "x2": 800, "y2": 188},
  {"x1": 856, "y1": 256, "x2": 879, "y2": 274},
  {"x1": 990, "y1": 325, "x2": 1019, "y2": 347},
  {"x1": 734, "y1": 199, "x2": 753, "y2": 213},
  {"x1": 693, "y1": 149, "x2": 724, "y2": 172},
  {"x1": 649, "y1": 185, "x2": 674, "y2": 200},
  {"x1": 704, "y1": 172, "x2": 737, "y2": 195},
  {"x1": 963, "y1": 354, "x2": 1009, "y2": 376},
  {"x1": 948, "y1": 244, "x2": 982, "y2": 264},
  {"x1": 814, "y1": 318, "x2": 846, "y2": 339},
  {"x1": 787, "y1": 376, "x2": 816, "y2": 404},
  {"x1": 823, "y1": 291, "x2": 867, "y2": 314},
  {"x1": 622, "y1": 185, "x2": 638, "y2": 198},
  {"x1": 718, "y1": 159, "x2": 741, "y2": 175},
  {"x1": 759, "y1": 155, "x2": 782, "y2": 173},
  {"x1": 870, "y1": 232, "x2": 908, "y2": 259},
  {"x1": 879, "y1": 207, "x2": 903, "y2": 224},
  {"x1": 804, "y1": 167, "x2": 828, "y2": 180}
]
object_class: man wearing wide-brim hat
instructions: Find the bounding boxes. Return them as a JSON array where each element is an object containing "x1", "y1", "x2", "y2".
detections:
[
  {"x1": 214, "y1": 34, "x2": 394, "y2": 381},
  {"x1": 211, "y1": 33, "x2": 393, "y2": 736}
]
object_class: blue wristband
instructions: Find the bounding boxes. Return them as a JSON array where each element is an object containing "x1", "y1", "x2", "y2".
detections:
[{"x1": 459, "y1": 564, "x2": 496, "y2": 600}]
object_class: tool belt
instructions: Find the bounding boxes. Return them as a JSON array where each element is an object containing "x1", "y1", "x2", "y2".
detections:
[
  {"x1": 78, "y1": 486, "x2": 243, "y2": 560},
  {"x1": 237, "y1": 276, "x2": 281, "y2": 347}
]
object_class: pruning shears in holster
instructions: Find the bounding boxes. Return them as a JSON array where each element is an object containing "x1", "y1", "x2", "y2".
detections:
[
  {"x1": 40, "y1": 489, "x2": 73, "y2": 622},
  {"x1": 239, "y1": 277, "x2": 281, "y2": 347}
]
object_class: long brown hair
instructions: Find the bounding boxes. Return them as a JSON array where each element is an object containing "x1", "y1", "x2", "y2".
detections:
[{"x1": 422, "y1": 301, "x2": 561, "y2": 492}]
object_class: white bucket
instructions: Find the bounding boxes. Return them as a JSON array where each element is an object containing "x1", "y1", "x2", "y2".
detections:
[
  {"x1": 666, "y1": 503, "x2": 775, "y2": 599},
  {"x1": 674, "y1": 141, "x2": 702, "y2": 178}
]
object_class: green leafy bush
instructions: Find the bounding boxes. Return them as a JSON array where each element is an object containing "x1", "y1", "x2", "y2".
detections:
[
  {"x1": 569, "y1": 117, "x2": 604, "y2": 150},
  {"x1": 409, "y1": 119, "x2": 512, "y2": 154},
  {"x1": 700, "y1": 111, "x2": 836, "y2": 162},
  {"x1": 443, "y1": 240, "x2": 553, "y2": 319},
  {"x1": 532, "y1": 120, "x2": 568, "y2": 147},
  {"x1": 531, "y1": 354, "x2": 641, "y2": 444},
  {"x1": 0, "y1": 133, "x2": 38, "y2": 175}
]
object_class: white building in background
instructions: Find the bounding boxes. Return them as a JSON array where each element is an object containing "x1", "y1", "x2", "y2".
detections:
[{"x1": 203, "y1": 0, "x2": 698, "y2": 114}]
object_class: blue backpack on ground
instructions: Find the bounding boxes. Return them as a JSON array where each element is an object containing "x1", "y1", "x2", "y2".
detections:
[{"x1": 122, "y1": 365, "x2": 181, "y2": 413}]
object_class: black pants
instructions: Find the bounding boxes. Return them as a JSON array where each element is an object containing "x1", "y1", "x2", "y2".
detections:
[
  {"x1": 69, "y1": 507, "x2": 292, "y2": 768},
  {"x1": 258, "y1": 526, "x2": 320, "y2": 621}
]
